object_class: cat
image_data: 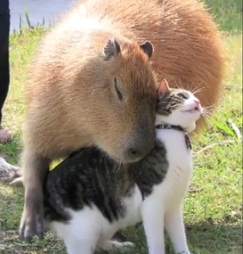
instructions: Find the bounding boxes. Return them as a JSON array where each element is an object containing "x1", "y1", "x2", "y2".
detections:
[{"x1": 43, "y1": 79, "x2": 203, "y2": 254}]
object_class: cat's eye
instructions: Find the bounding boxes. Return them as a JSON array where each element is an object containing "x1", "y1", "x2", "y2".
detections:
[
  {"x1": 178, "y1": 93, "x2": 189, "y2": 99},
  {"x1": 114, "y1": 78, "x2": 123, "y2": 101}
]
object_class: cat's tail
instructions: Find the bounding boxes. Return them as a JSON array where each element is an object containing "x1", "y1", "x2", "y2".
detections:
[{"x1": 0, "y1": 156, "x2": 23, "y2": 186}]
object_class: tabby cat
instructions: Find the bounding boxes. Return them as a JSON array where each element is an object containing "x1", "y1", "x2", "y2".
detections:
[{"x1": 44, "y1": 79, "x2": 203, "y2": 254}]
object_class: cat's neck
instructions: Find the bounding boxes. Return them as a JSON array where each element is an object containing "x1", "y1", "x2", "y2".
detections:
[
  {"x1": 156, "y1": 123, "x2": 192, "y2": 150},
  {"x1": 155, "y1": 123, "x2": 187, "y2": 133}
]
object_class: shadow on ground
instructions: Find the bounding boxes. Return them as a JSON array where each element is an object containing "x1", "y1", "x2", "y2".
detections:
[{"x1": 0, "y1": 186, "x2": 242, "y2": 254}]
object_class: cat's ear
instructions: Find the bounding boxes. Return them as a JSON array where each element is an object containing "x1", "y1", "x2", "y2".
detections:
[
  {"x1": 158, "y1": 79, "x2": 169, "y2": 99},
  {"x1": 104, "y1": 38, "x2": 121, "y2": 60}
]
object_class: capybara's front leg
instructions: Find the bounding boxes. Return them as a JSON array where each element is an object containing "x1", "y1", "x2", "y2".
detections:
[{"x1": 19, "y1": 149, "x2": 50, "y2": 241}]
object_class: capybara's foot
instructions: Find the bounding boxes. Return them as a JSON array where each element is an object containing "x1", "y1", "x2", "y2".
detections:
[{"x1": 19, "y1": 197, "x2": 44, "y2": 241}]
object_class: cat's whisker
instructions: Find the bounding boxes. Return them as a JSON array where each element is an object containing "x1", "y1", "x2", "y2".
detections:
[
  {"x1": 191, "y1": 83, "x2": 206, "y2": 95},
  {"x1": 165, "y1": 78, "x2": 181, "y2": 90},
  {"x1": 202, "y1": 111, "x2": 210, "y2": 118},
  {"x1": 203, "y1": 104, "x2": 216, "y2": 110},
  {"x1": 192, "y1": 87, "x2": 205, "y2": 95},
  {"x1": 202, "y1": 114, "x2": 210, "y2": 121},
  {"x1": 201, "y1": 105, "x2": 216, "y2": 120},
  {"x1": 116, "y1": 157, "x2": 123, "y2": 172},
  {"x1": 200, "y1": 103, "x2": 216, "y2": 119},
  {"x1": 202, "y1": 107, "x2": 210, "y2": 114},
  {"x1": 201, "y1": 109, "x2": 213, "y2": 121},
  {"x1": 191, "y1": 84, "x2": 200, "y2": 93}
]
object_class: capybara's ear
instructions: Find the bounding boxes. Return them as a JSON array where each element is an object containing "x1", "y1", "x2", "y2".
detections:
[
  {"x1": 104, "y1": 38, "x2": 121, "y2": 60},
  {"x1": 158, "y1": 79, "x2": 169, "y2": 99},
  {"x1": 140, "y1": 41, "x2": 154, "y2": 58}
]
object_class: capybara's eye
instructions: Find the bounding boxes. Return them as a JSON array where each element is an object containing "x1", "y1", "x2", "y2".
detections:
[{"x1": 114, "y1": 78, "x2": 123, "y2": 101}]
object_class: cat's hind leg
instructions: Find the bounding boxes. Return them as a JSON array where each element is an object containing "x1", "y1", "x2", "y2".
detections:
[
  {"x1": 65, "y1": 239, "x2": 96, "y2": 254},
  {"x1": 165, "y1": 206, "x2": 191, "y2": 254},
  {"x1": 52, "y1": 208, "x2": 102, "y2": 254},
  {"x1": 55, "y1": 223, "x2": 99, "y2": 254},
  {"x1": 54, "y1": 222, "x2": 99, "y2": 254}
]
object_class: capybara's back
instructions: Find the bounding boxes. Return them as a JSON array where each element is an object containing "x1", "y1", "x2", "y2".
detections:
[{"x1": 84, "y1": 0, "x2": 224, "y2": 108}]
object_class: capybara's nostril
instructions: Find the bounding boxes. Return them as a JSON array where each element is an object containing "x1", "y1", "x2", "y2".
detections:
[
  {"x1": 128, "y1": 147, "x2": 140, "y2": 156},
  {"x1": 123, "y1": 114, "x2": 156, "y2": 163},
  {"x1": 127, "y1": 147, "x2": 142, "y2": 161}
]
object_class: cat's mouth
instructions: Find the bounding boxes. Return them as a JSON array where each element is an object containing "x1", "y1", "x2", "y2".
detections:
[
  {"x1": 184, "y1": 106, "x2": 200, "y2": 113},
  {"x1": 183, "y1": 99, "x2": 203, "y2": 114}
]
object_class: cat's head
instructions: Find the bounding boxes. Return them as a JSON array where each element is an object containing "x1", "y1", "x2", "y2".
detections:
[{"x1": 155, "y1": 79, "x2": 203, "y2": 132}]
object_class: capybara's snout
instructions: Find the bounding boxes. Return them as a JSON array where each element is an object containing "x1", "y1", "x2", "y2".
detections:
[
  {"x1": 123, "y1": 123, "x2": 155, "y2": 163},
  {"x1": 125, "y1": 135, "x2": 155, "y2": 162},
  {"x1": 96, "y1": 113, "x2": 156, "y2": 164}
]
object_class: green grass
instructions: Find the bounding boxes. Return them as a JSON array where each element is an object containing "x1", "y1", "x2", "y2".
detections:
[
  {"x1": 0, "y1": 1, "x2": 242, "y2": 254},
  {"x1": 204, "y1": 0, "x2": 242, "y2": 32}
]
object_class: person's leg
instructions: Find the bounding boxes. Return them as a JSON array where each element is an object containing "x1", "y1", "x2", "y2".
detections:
[
  {"x1": 0, "y1": 2, "x2": 11, "y2": 143},
  {"x1": 0, "y1": 47, "x2": 10, "y2": 124}
]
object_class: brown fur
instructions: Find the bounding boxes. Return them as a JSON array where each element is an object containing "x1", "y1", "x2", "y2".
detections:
[
  {"x1": 20, "y1": 0, "x2": 224, "y2": 240},
  {"x1": 79, "y1": 0, "x2": 224, "y2": 108}
]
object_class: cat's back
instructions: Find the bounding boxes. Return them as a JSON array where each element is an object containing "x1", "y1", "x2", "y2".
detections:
[
  {"x1": 44, "y1": 147, "x2": 142, "y2": 225},
  {"x1": 44, "y1": 148, "x2": 118, "y2": 221}
]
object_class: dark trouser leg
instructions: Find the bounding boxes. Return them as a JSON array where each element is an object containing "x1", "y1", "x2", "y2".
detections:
[{"x1": 0, "y1": 13, "x2": 10, "y2": 124}]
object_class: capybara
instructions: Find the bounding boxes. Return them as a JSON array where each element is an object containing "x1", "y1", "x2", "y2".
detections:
[
  {"x1": 20, "y1": 0, "x2": 224, "y2": 240},
  {"x1": 20, "y1": 12, "x2": 157, "y2": 241}
]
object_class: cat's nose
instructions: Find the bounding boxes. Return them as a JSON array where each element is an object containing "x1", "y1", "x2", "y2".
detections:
[
  {"x1": 194, "y1": 99, "x2": 200, "y2": 106},
  {"x1": 193, "y1": 99, "x2": 201, "y2": 111}
]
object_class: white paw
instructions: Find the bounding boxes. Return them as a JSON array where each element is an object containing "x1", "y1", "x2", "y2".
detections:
[{"x1": 100, "y1": 240, "x2": 135, "y2": 251}]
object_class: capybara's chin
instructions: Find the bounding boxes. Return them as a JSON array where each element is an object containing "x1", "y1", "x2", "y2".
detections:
[
  {"x1": 96, "y1": 128, "x2": 156, "y2": 163},
  {"x1": 96, "y1": 133, "x2": 156, "y2": 164}
]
